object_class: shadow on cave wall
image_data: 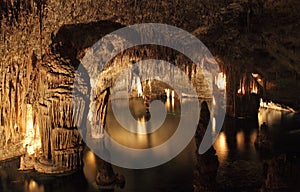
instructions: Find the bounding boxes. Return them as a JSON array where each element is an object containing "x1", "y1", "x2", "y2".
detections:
[
  {"x1": 49, "y1": 20, "x2": 125, "y2": 66},
  {"x1": 38, "y1": 20, "x2": 127, "y2": 161}
]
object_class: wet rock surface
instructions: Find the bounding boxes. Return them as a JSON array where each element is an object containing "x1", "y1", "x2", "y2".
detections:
[
  {"x1": 260, "y1": 154, "x2": 300, "y2": 192},
  {"x1": 0, "y1": 2, "x2": 299, "y2": 191},
  {"x1": 217, "y1": 160, "x2": 263, "y2": 192}
]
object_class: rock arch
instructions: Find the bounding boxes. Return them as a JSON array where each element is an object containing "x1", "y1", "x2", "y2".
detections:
[
  {"x1": 24, "y1": 21, "x2": 126, "y2": 173},
  {"x1": 6, "y1": 20, "x2": 222, "y2": 173}
]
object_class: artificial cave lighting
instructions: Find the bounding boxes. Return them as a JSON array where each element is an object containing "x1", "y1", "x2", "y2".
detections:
[
  {"x1": 0, "y1": 1, "x2": 299, "y2": 191},
  {"x1": 165, "y1": 88, "x2": 171, "y2": 98},
  {"x1": 250, "y1": 81, "x2": 258, "y2": 94},
  {"x1": 251, "y1": 73, "x2": 259, "y2": 78},
  {"x1": 148, "y1": 80, "x2": 152, "y2": 93},
  {"x1": 237, "y1": 78, "x2": 246, "y2": 95},
  {"x1": 213, "y1": 132, "x2": 228, "y2": 164},
  {"x1": 237, "y1": 88, "x2": 242, "y2": 94},
  {"x1": 237, "y1": 75, "x2": 258, "y2": 95},
  {"x1": 25, "y1": 179, "x2": 45, "y2": 192},
  {"x1": 136, "y1": 76, "x2": 144, "y2": 97},
  {"x1": 23, "y1": 104, "x2": 41, "y2": 156},
  {"x1": 164, "y1": 88, "x2": 175, "y2": 112},
  {"x1": 251, "y1": 86, "x2": 258, "y2": 94},
  {"x1": 215, "y1": 72, "x2": 226, "y2": 90},
  {"x1": 212, "y1": 117, "x2": 216, "y2": 134},
  {"x1": 260, "y1": 98, "x2": 295, "y2": 112}
]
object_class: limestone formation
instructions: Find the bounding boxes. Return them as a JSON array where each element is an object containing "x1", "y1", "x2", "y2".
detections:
[
  {"x1": 30, "y1": 48, "x2": 89, "y2": 172},
  {"x1": 260, "y1": 154, "x2": 300, "y2": 191},
  {"x1": 194, "y1": 101, "x2": 219, "y2": 192},
  {"x1": 0, "y1": 0, "x2": 299, "y2": 174}
]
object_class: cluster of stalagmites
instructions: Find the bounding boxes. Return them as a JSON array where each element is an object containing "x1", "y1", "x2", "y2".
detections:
[
  {"x1": 194, "y1": 102, "x2": 219, "y2": 192},
  {"x1": 6, "y1": 43, "x2": 89, "y2": 173},
  {"x1": 0, "y1": 51, "x2": 38, "y2": 161},
  {"x1": 50, "y1": 128, "x2": 83, "y2": 170},
  {"x1": 28, "y1": 49, "x2": 89, "y2": 173},
  {"x1": 95, "y1": 158, "x2": 125, "y2": 189}
]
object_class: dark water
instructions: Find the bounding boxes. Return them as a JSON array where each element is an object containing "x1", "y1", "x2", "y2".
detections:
[{"x1": 1, "y1": 99, "x2": 300, "y2": 192}]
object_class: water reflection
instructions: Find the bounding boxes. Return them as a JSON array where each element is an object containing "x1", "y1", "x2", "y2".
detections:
[
  {"x1": 0, "y1": 158, "x2": 88, "y2": 192},
  {"x1": 1, "y1": 99, "x2": 300, "y2": 192},
  {"x1": 258, "y1": 108, "x2": 297, "y2": 129},
  {"x1": 106, "y1": 99, "x2": 182, "y2": 149},
  {"x1": 236, "y1": 131, "x2": 245, "y2": 150},
  {"x1": 164, "y1": 94, "x2": 176, "y2": 113},
  {"x1": 213, "y1": 117, "x2": 259, "y2": 165},
  {"x1": 24, "y1": 180, "x2": 44, "y2": 192},
  {"x1": 214, "y1": 107, "x2": 300, "y2": 169},
  {"x1": 258, "y1": 108, "x2": 284, "y2": 127},
  {"x1": 213, "y1": 132, "x2": 228, "y2": 164},
  {"x1": 83, "y1": 150, "x2": 98, "y2": 184},
  {"x1": 136, "y1": 116, "x2": 146, "y2": 136}
]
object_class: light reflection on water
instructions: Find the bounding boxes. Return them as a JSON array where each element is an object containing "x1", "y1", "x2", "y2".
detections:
[
  {"x1": 214, "y1": 128, "x2": 259, "y2": 164},
  {"x1": 213, "y1": 132, "x2": 228, "y2": 164},
  {"x1": 1, "y1": 99, "x2": 300, "y2": 192},
  {"x1": 24, "y1": 179, "x2": 44, "y2": 192},
  {"x1": 258, "y1": 108, "x2": 285, "y2": 128},
  {"x1": 106, "y1": 98, "x2": 182, "y2": 149},
  {"x1": 83, "y1": 150, "x2": 98, "y2": 185},
  {"x1": 214, "y1": 107, "x2": 299, "y2": 167},
  {"x1": 214, "y1": 115, "x2": 258, "y2": 164},
  {"x1": 258, "y1": 107, "x2": 297, "y2": 130}
]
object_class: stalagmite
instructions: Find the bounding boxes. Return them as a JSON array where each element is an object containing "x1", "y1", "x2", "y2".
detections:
[{"x1": 194, "y1": 101, "x2": 219, "y2": 192}]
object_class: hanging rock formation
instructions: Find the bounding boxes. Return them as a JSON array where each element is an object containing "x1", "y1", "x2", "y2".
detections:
[
  {"x1": 29, "y1": 45, "x2": 90, "y2": 172},
  {"x1": 0, "y1": 0, "x2": 299, "y2": 172}
]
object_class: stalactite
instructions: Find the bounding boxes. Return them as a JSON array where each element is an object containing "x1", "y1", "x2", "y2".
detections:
[
  {"x1": 51, "y1": 129, "x2": 83, "y2": 169},
  {"x1": 38, "y1": 0, "x2": 44, "y2": 59}
]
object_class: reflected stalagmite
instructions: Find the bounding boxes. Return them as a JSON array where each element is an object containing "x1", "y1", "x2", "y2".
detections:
[{"x1": 194, "y1": 101, "x2": 219, "y2": 192}]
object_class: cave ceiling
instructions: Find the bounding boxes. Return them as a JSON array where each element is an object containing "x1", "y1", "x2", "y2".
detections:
[{"x1": 0, "y1": 0, "x2": 299, "y2": 108}]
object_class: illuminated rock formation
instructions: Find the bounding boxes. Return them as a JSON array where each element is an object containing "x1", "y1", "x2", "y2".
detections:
[{"x1": 0, "y1": 0, "x2": 299, "y2": 174}]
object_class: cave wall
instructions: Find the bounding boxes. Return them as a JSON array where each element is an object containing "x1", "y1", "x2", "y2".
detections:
[
  {"x1": 35, "y1": 52, "x2": 89, "y2": 167},
  {"x1": 1, "y1": 1, "x2": 299, "y2": 144},
  {"x1": 88, "y1": 45, "x2": 214, "y2": 138},
  {"x1": 199, "y1": 0, "x2": 300, "y2": 109},
  {"x1": 0, "y1": 0, "x2": 216, "y2": 62},
  {"x1": 0, "y1": 0, "x2": 218, "y2": 146},
  {"x1": 0, "y1": 0, "x2": 299, "y2": 169}
]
